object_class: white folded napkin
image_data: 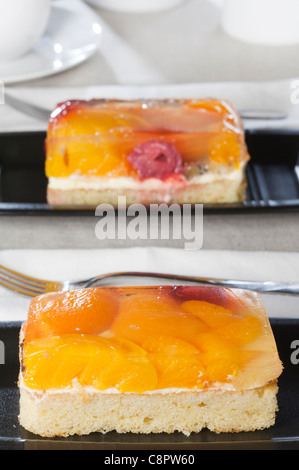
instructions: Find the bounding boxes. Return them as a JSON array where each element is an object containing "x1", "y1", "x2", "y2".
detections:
[
  {"x1": 2, "y1": 80, "x2": 299, "y2": 132},
  {"x1": 0, "y1": 247, "x2": 298, "y2": 322}
]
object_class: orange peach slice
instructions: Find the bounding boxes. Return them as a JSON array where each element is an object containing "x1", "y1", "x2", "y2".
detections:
[{"x1": 24, "y1": 288, "x2": 119, "y2": 341}]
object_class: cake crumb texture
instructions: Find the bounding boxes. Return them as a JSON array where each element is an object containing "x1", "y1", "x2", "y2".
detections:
[
  {"x1": 19, "y1": 381, "x2": 279, "y2": 438},
  {"x1": 47, "y1": 178, "x2": 247, "y2": 206}
]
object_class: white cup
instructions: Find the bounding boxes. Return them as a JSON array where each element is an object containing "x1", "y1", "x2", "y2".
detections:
[
  {"x1": 85, "y1": 0, "x2": 186, "y2": 13},
  {"x1": 222, "y1": 0, "x2": 299, "y2": 45},
  {"x1": 0, "y1": 0, "x2": 51, "y2": 61}
]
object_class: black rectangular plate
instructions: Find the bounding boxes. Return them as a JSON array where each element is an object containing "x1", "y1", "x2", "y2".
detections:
[
  {"x1": 0, "y1": 129, "x2": 299, "y2": 215},
  {"x1": 0, "y1": 318, "x2": 298, "y2": 450}
]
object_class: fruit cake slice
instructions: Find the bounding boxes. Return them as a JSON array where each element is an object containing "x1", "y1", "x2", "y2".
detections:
[
  {"x1": 19, "y1": 286, "x2": 282, "y2": 437},
  {"x1": 45, "y1": 99, "x2": 250, "y2": 206}
]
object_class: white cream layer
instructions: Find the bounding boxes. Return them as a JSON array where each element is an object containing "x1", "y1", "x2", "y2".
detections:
[
  {"x1": 48, "y1": 164, "x2": 245, "y2": 191},
  {"x1": 19, "y1": 377, "x2": 237, "y2": 404}
]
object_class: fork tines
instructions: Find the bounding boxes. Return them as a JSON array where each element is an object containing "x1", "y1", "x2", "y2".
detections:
[{"x1": 0, "y1": 265, "x2": 47, "y2": 297}]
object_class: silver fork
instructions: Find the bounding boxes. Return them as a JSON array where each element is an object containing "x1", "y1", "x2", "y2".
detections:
[
  {"x1": 4, "y1": 92, "x2": 51, "y2": 121},
  {"x1": 4, "y1": 92, "x2": 288, "y2": 122},
  {"x1": 0, "y1": 264, "x2": 299, "y2": 298}
]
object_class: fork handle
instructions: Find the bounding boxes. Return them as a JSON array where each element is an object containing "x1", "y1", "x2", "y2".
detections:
[{"x1": 81, "y1": 272, "x2": 299, "y2": 295}]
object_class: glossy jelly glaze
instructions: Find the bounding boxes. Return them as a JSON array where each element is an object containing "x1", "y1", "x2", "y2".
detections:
[
  {"x1": 21, "y1": 286, "x2": 282, "y2": 394},
  {"x1": 45, "y1": 99, "x2": 250, "y2": 180}
]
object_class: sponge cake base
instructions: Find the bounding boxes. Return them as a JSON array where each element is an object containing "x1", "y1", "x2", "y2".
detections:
[{"x1": 19, "y1": 381, "x2": 279, "y2": 438}]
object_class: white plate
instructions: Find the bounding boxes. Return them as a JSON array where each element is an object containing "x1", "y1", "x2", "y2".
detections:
[
  {"x1": 0, "y1": 0, "x2": 102, "y2": 84},
  {"x1": 86, "y1": 0, "x2": 186, "y2": 12}
]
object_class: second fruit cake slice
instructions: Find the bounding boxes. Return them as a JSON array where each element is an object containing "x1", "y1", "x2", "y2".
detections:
[
  {"x1": 45, "y1": 99, "x2": 250, "y2": 206},
  {"x1": 19, "y1": 285, "x2": 282, "y2": 437}
]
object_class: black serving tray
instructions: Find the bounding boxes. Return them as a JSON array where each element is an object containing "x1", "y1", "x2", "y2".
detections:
[
  {"x1": 0, "y1": 129, "x2": 299, "y2": 215},
  {"x1": 0, "y1": 318, "x2": 299, "y2": 450}
]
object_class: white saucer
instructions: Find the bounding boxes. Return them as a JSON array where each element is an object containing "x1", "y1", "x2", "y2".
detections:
[{"x1": 0, "y1": 0, "x2": 102, "y2": 84}]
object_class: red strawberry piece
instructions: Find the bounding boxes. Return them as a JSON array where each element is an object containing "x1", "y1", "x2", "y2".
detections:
[
  {"x1": 172, "y1": 286, "x2": 242, "y2": 313},
  {"x1": 127, "y1": 140, "x2": 183, "y2": 180}
]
